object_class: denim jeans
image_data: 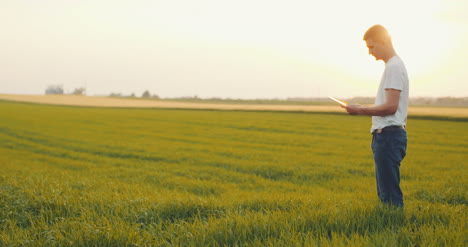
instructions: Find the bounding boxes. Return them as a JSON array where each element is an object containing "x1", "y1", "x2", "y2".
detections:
[{"x1": 371, "y1": 128, "x2": 407, "y2": 207}]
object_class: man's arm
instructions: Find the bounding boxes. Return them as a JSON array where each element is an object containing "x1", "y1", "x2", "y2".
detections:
[{"x1": 345, "y1": 89, "x2": 400, "y2": 116}]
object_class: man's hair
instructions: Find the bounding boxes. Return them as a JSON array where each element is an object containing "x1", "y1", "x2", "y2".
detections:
[{"x1": 363, "y1": 24, "x2": 391, "y2": 43}]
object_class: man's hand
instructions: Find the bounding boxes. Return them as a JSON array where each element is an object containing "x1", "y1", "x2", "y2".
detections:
[
  {"x1": 344, "y1": 89, "x2": 400, "y2": 116},
  {"x1": 345, "y1": 104, "x2": 362, "y2": 115}
]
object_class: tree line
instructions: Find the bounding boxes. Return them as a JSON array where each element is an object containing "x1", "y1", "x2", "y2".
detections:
[
  {"x1": 45, "y1": 85, "x2": 159, "y2": 99},
  {"x1": 45, "y1": 85, "x2": 467, "y2": 106}
]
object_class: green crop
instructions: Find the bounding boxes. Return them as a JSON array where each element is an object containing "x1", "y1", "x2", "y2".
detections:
[{"x1": 0, "y1": 101, "x2": 466, "y2": 246}]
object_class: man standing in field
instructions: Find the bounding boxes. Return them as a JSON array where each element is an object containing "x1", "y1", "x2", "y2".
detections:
[{"x1": 345, "y1": 24, "x2": 409, "y2": 208}]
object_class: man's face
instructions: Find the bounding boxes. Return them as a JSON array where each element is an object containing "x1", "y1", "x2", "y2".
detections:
[{"x1": 365, "y1": 38, "x2": 384, "y2": 61}]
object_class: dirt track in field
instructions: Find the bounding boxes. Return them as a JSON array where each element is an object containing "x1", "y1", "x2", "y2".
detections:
[{"x1": 1, "y1": 94, "x2": 467, "y2": 118}]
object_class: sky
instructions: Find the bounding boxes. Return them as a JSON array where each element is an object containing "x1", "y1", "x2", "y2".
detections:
[{"x1": 1, "y1": 0, "x2": 467, "y2": 99}]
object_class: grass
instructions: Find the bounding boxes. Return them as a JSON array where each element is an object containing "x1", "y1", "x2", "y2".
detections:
[{"x1": 0, "y1": 101, "x2": 467, "y2": 246}]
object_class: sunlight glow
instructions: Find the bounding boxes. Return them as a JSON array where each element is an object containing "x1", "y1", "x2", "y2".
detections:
[{"x1": 1, "y1": 0, "x2": 467, "y2": 98}]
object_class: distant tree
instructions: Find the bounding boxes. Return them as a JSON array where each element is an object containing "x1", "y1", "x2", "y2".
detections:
[
  {"x1": 109, "y1": 92, "x2": 122, "y2": 97},
  {"x1": 45, "y1": 85, "x2": 64, "y2": 95},
  {"x1": 72, "y1": 87, "x2": 86, "y2": 95},
  {"x1": 151, "y1": 94, "x2": 160, "y2": 99},
  {"x1": 141, "y1": 90, "x2": 151, "y2": 98},
  {"x1": 130, "y1": 93, "x2": 136, "y2": 98}
]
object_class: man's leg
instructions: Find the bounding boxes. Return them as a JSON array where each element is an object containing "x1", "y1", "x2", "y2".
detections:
[
  {"x1": 372, "y1": 135, "x2": 383, "y2": 201},
  {"x1": 372, "y1": 130, "x2": 407, "y2": 207}
]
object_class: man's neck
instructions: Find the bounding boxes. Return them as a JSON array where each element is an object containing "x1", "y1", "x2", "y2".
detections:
[{"x1": 383, "y1": 49, "x2": 397, "y2": 63}]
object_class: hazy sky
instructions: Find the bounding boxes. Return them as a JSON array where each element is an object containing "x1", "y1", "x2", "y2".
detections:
[{"x1": 1, "y1": 0, "x2": 467, "y2": 98}]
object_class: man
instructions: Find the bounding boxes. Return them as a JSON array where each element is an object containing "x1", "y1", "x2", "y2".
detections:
[{"x1": 345, "y1": 24, "x2": 409, "y2": 208}]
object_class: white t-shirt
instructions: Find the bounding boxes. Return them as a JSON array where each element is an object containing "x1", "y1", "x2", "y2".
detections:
[{"x1": 371, "y1": 56, "x2": 409, "y2": 133}]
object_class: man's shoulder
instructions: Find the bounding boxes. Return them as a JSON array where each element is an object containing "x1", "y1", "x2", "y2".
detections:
[
  {"x1": 387, "y1": 56, "x2": 406, "y2": 67},
  {"x1": 385, "y1": 56, "x2": 408, "y2": 74}
]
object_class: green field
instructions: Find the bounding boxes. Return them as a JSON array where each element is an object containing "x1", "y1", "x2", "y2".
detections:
[{"x1": 0, "y1": 101, "x2": 466, "y2": 246}]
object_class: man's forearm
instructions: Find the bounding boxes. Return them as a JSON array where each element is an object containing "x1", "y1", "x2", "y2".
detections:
[{"x1": 358, "y1": 104, "x2": 397, "y2": 116}]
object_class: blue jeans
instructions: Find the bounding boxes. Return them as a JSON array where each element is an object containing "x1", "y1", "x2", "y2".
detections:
[{"x1": 371, "y1": 128, "x2": 407, "y2": 207}]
